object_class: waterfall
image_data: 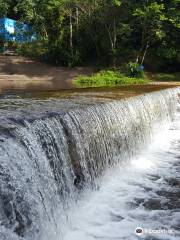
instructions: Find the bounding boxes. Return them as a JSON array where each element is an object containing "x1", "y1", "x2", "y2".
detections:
[{"x1": 0, "y1": 88, "x2": 179, "y2": 240}]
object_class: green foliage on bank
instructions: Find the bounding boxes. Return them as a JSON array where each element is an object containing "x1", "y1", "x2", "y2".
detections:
[
  {"x1": 1, "y1": 0, "x2": 180, "y2": 71},
  {"x1": 74, "y1": 70, "x2": 148, "y2": 88},
  {"x1": 123, "y1": 62, "x2": 145, "y2": 78},
  {"x1": 150, "y1": 72, "x2": 180, "y2": 82},
  {"x1": 16, "y1": 41, "x2": 47, "y2": 60}
]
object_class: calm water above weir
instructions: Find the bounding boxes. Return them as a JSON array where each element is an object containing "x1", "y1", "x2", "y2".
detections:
[{"x1": 0, "y1": 87, "x2": 179, "y2": 240}]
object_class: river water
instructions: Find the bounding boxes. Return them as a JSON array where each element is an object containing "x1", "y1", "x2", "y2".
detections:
[
  {"x1": 62, "y1": 108, "x2": 180, "y2": 240},
  {"x1": 0, "y1": 87, "x2": 179, "y2": 240}
]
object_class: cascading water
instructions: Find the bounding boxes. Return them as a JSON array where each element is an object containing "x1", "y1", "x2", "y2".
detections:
[{"x1": 0, "y1": 88, "x2": 179, "y2": 240}]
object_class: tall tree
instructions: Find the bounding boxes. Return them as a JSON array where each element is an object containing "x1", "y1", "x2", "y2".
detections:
[{"x1": 133, "y1": 0, "x2": 167, "y2": 64}]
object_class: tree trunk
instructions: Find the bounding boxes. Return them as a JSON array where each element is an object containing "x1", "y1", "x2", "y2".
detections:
[
  {"x1": 136, "y1": 27, "x2": 146, "y2": 63},
  {"x1": 113, "y1": 17, "x2": 117, "y2": 68},
  {"x1": 76, "y1": 7, "x2": 79, "y2": 31},
  {"x1": 105, "y1": 19, "x2": 117, "y2": 68},
  {"x1": 141, "y1": 41, "x2": 149, "y2": 65},
  {"x1": 113, "y1": 17, "x2": 117, "y2": 51},
  {"x1": 105, "y1": 25, "x2": 114, "y2": 50},
  {"x1": 69, "y1": 12, "x2": 73, "y2": 56}
]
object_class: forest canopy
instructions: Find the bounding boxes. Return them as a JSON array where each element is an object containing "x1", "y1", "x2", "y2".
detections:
[{"x1": 0, "y1": 0, "x2": 180, "y2": 71}]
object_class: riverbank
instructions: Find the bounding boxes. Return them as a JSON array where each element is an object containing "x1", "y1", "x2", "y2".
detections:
[
  {"x1": 0, "y1": 55, "x2": 179, "y2": 94},
  {"x1": 73, "y1": 69, "x2": 180, "y2": 88},
  {"x1": 0, "y1": 55, "x2": 93, "y2": 93}
]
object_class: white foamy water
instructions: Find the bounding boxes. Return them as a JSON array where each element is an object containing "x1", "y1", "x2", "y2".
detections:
[{"x1": 62, "y1": 110, "x2": 180, "y2": 240}]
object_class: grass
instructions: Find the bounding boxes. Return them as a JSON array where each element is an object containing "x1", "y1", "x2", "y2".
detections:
[
  {"x1": 74, "y1": 70, "x2": 148, "y2": 88},
  {"x1": 149, "y1": 72, "x2": 180, "y2": 82}
]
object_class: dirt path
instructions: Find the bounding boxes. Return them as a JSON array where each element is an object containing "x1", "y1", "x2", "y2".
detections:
[{"x1": 0, "y1": 55, "x2": 94, "y2": 93}]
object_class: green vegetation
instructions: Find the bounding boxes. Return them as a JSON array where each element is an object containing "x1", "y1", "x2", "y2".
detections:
[
  {"x1": 123, "y1": 62, "x2": 145, "y2": 78},
  {"x1": 149, "y1": 72, "x2": 180, "y2": 82},
  {"x1": 0, "y1": 0, "x2": 179, "y2": 72},
  {"x1": 74, "y1": 69, "x2": 180, "y2": 88},
  {"x1": 74, "y1": 70, "x2": 148, "y2": 88},
  {"x1": 16, "y1": 41, "x2": 47, "y2": 60}
]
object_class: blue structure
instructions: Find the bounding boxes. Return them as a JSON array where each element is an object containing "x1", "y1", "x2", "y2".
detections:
[{"x1": 0, "y1": 18, "x2": 36, "y2": 43}]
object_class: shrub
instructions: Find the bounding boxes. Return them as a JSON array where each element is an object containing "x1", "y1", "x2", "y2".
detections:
[
  {"x1": 16, "y1": 41, "x2": 47, "y2": 61},
  {"x1": 123, "y1": 62, "x2": 145, "y2": 78},
  {"x1": 74, "y1": 70, "x2": 147, "y2": 88}
]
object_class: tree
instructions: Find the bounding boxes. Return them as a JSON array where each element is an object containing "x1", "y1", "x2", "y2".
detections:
[
  {"x1": 0, "y1": 0, "x2": 10, "y2": 17},
  {"x1": 155, "y1": 0, "x2": 180, "y2": 71},
  {"x1": 133, "y1": 0, "x2": 167, "y2": 64},
  {"x1": 2, "y1": 0, "x2": 179, "y2": 70}
]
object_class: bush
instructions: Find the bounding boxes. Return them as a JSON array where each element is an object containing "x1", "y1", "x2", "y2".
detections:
[
  {"x1": 123, "y1": 62, "x2": 145, "y2": 78},
  {"x1": 74, "y1": 70, "x2": 147, "y2": 88},
  {"x1": 47, "y1": 45, "x2": 82, "y2": 67},
  {"x1": 16, "y1": 40, "x2": 82, "y2": 66},
  {"x1": 16, "y1": 41, "x2": 47, "y2": 61},
  {"x1": 150, "y1": 72, "x2": 180, "y2": 82},
  {"x1": 64, "y1": 50, "x2": 81, "y2": 67}
]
